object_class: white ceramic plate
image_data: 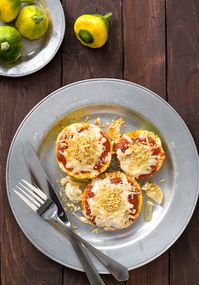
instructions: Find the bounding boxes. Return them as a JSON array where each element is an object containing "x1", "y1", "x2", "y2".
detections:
[
  {"x1": 6, "y1": 79, "x2": 199, "y2": 273},
  {"x1": 0, "y1": 0, "x2": 65, "y2": 77}
]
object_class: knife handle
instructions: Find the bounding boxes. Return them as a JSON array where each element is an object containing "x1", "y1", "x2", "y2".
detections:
[
  {"x1": 54, "y1": 217, "x2": 129, "y2": 282},
  {"x1": 66, "y1": 232, "x2": 105, "y2": 285}
]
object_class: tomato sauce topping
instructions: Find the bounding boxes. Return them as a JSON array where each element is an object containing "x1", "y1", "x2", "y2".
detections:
[
  {"x1": 114, "y1": 138, "x2": 129, "y2": 153},
  {"x1": 57, "y1": 127, "x2": 111, "y2": 173},
  {"x1": 133, "y1": 136, "x2": 162, "y2": 156},
  {"x1": 94, "y1": 133, "x2": 111, "y2": 171},
  {"x1": 115, "y1": 135, "x2": 163, "y2": 179},
  {"x1": 127, "y1": 178, "x2": 140, "y2": 213},
  {"x1": 110, "y1": 177, "x2": 122, "y2": 184},
  {"x1": 115, "y1": 135, "x2": 161, "y2": 156},
  {"x1": 84, "y1": 184, "x2": 95, "y2": 219},
  {"x1": 57, "y1": 140, "x2": 67, "y2": 166},
  {"x1": 84, "y1": 175, "x2": 141, "y2": 219}
]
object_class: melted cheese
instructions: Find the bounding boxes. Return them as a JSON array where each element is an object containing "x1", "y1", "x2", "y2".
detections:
[
  {"x1": 59, "y1": 124, "x2": 110, "y2": 176},
  {"x1": 86, "y1": 176, "x2": 138, "y2": 230},
  {"x1": 63, "y1": 182, "x2": 82, "y2": 203},
  {"x1": 144, "y1": 200, "x2": 154, "y2": 222},
  {"x1": 142, "y1": 182, "x2": 163, "y2": 205},
  {"x1": 107, "y1": 117, "x2": 125, "y2": 142},
  {"x1": 116, "y1": 131, "x2": 161, "y2": 178}
]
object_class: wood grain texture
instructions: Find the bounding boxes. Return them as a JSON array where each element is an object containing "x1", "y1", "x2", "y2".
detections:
[
  {"x1": 61, "y1": 0, "x2": 124, "y2": 284},
  {"x1": 167, "y1": 0, "x2": 199, "y2": 284},
  {"x1": 169, "y1": 209, "x2": 199, "y2": 285},
  {"x1": 123, "y1": 0, "x2": 166, "y2": 98},
  {"x1": 63, "y1": 269, "x2": 123, "y2": 285},
  {"x1": 127, "y1": 253, "x2": 168, "y2": 285},
  {"x1": 1, "y1": 0, "x2": 199, "y2": 284},
  {"x1": 63, "y1": 269, "x2": 89, "y2": 285},
  {"x1": 167, "y1": 0, "x2": 199, "y2": 147},
  {"x1": 62, "y1": 0, "x2": 123, "y2": 84},
  {"x1": 0, "y1": 55, "x2": 63, "y2": 285},
  {"x1": 123, "y1": 1, "x2": 169, "y2": 285}
]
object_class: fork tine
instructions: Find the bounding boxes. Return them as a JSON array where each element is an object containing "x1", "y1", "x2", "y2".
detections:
[
  {"x1": 14, "y1": 189, "x2": 38, "y2": 211},
  {"x1": 21, "y1": 179, "x2": 47, "y2": 200},
  {"x1": 19, "y1": 182, "x2": 45, "y2": 204},
  {"x1": 16, "y1": 185, "x2": 41, "y2": 207}
]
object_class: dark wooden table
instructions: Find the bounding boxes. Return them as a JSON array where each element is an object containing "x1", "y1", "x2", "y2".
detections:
[{"x1": 1, "y1": 0, "x2": 199, "y2": 284}]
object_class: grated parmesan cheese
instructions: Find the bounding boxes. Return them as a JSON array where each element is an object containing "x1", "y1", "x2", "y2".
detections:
[
  {"x1": 60, "y1": 176, "x2": 83, "y2": 204},
  {"x1": 63, "y1": 182, "x2": 82, "y2": 203},
  {"x1": 94, "y1": 117, "x2": 104, "y2": 127},
  {"x1": 144, "y1": 200, "x2": 154, "y2": 222},
  {"x1": 91, "y1": 228, "x2": 100, "y2": 234},
  {"x1": 107, "y1": 117, "x2": 125, "y2": 142},
  {"x1": 59, "y1": 124, "x2": 110, "y2": 176},
  {"x1": 142, "y1": 182, "x2": 163, "y2": 205},
  {"x1": 72, "y1": 213, "x2": 94, "y2": 226},
  {"x1": 85, "y1": 175, "x2": 140, "y2": 230},
  {"x1": 116, "y1": 131, "x2": 162, "y2": 178}
]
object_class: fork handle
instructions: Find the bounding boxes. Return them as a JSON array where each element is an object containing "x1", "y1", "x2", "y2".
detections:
[
  {"x1": 66, "y1": 233, "x2": 105, "y2": 285},
  {"x1": 56, "y1": 218, "x2": 129, "y2": 282}
]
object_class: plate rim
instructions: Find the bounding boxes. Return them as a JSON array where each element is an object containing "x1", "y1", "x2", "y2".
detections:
[
  {"x1": 0, "y1": 0, "x2": 65, "y2": 78},
  {"x1": 6, "y1": 78, "x2": 199, "y2": 273}
]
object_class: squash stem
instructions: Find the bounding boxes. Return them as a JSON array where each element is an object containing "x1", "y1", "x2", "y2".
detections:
[
  {"x1": 33, "y1": 15, "x2": 43, "y2": 23},
  {"x1": 1, "y1": 42, "x2": 10, "y2": 51},
  {"x1": 104, "y1": 12, "x2": 112, "y2": 21}
]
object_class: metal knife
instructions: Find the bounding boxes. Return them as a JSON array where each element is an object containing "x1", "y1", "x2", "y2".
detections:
[
  {"x1": 23, "y1": 141, "x2": 105, "y2": 285},
  {"x1": 23, "y1": 142, "x2": 129, "y2": 282}
]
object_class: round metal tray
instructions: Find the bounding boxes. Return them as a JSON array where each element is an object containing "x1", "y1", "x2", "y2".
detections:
[{"x1": 6, "y1": 79, "x2": 199, "y2": 272}]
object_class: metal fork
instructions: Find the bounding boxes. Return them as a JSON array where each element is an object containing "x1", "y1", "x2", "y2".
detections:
[{"x1": 14, "y1": 179, "x2": 129, "y2": 282}]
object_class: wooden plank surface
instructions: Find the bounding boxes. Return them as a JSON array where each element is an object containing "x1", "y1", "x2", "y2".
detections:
[
  {"x1": 123, "y1": 1, "x2": 169, "y2": 284},
  {"x1": 0, "y1": 0, "x2": 199, "y2": 284},
  {"x1": 123, "y1": 0, "x2": 166, "y2": 98},
  {"x1": 0, "y1": 56, "x2": 63, "y2": 284},
  {"x1": 167, "y1": 0, "x2": 199, "y2": 147},
  {"x1": 63, "y1": 269, "x2": 123, "y2": 285},
  {"x1": 62, "y1": 0, "x2": 123, "y2": 84},
  {"x1": 167, "y1": 0, "x2": 199, "y2": 284}
]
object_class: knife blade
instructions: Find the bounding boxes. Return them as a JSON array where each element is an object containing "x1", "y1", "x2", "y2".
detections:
[{"x1": 23, "y1": 141, "x2": 67, "y2": 221}]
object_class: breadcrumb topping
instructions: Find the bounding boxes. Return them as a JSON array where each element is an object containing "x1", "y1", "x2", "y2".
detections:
[
  {"x1": 58, "y1": 124, "x2": 110, "y2": 175},
  {"x1": 64, "y1": 126, "x2": 103, "y2": 166},
  {"x1": 86, "y1": 175, "x2": 140, "y2": 230},
  {"x1": 116, "y1": 131, "x2": 163, "y2": 178},
  {"x1": 94, "y1": 185, "x2": 122, "y2": 213}
]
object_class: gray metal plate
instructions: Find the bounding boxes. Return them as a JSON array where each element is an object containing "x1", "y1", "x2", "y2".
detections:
[
  {"x1": 6, "y1": 79, "x2": 199, "y2": 273},
  {"x1": 0, "y1": 0, "x2": 65, "y2": 77}
]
